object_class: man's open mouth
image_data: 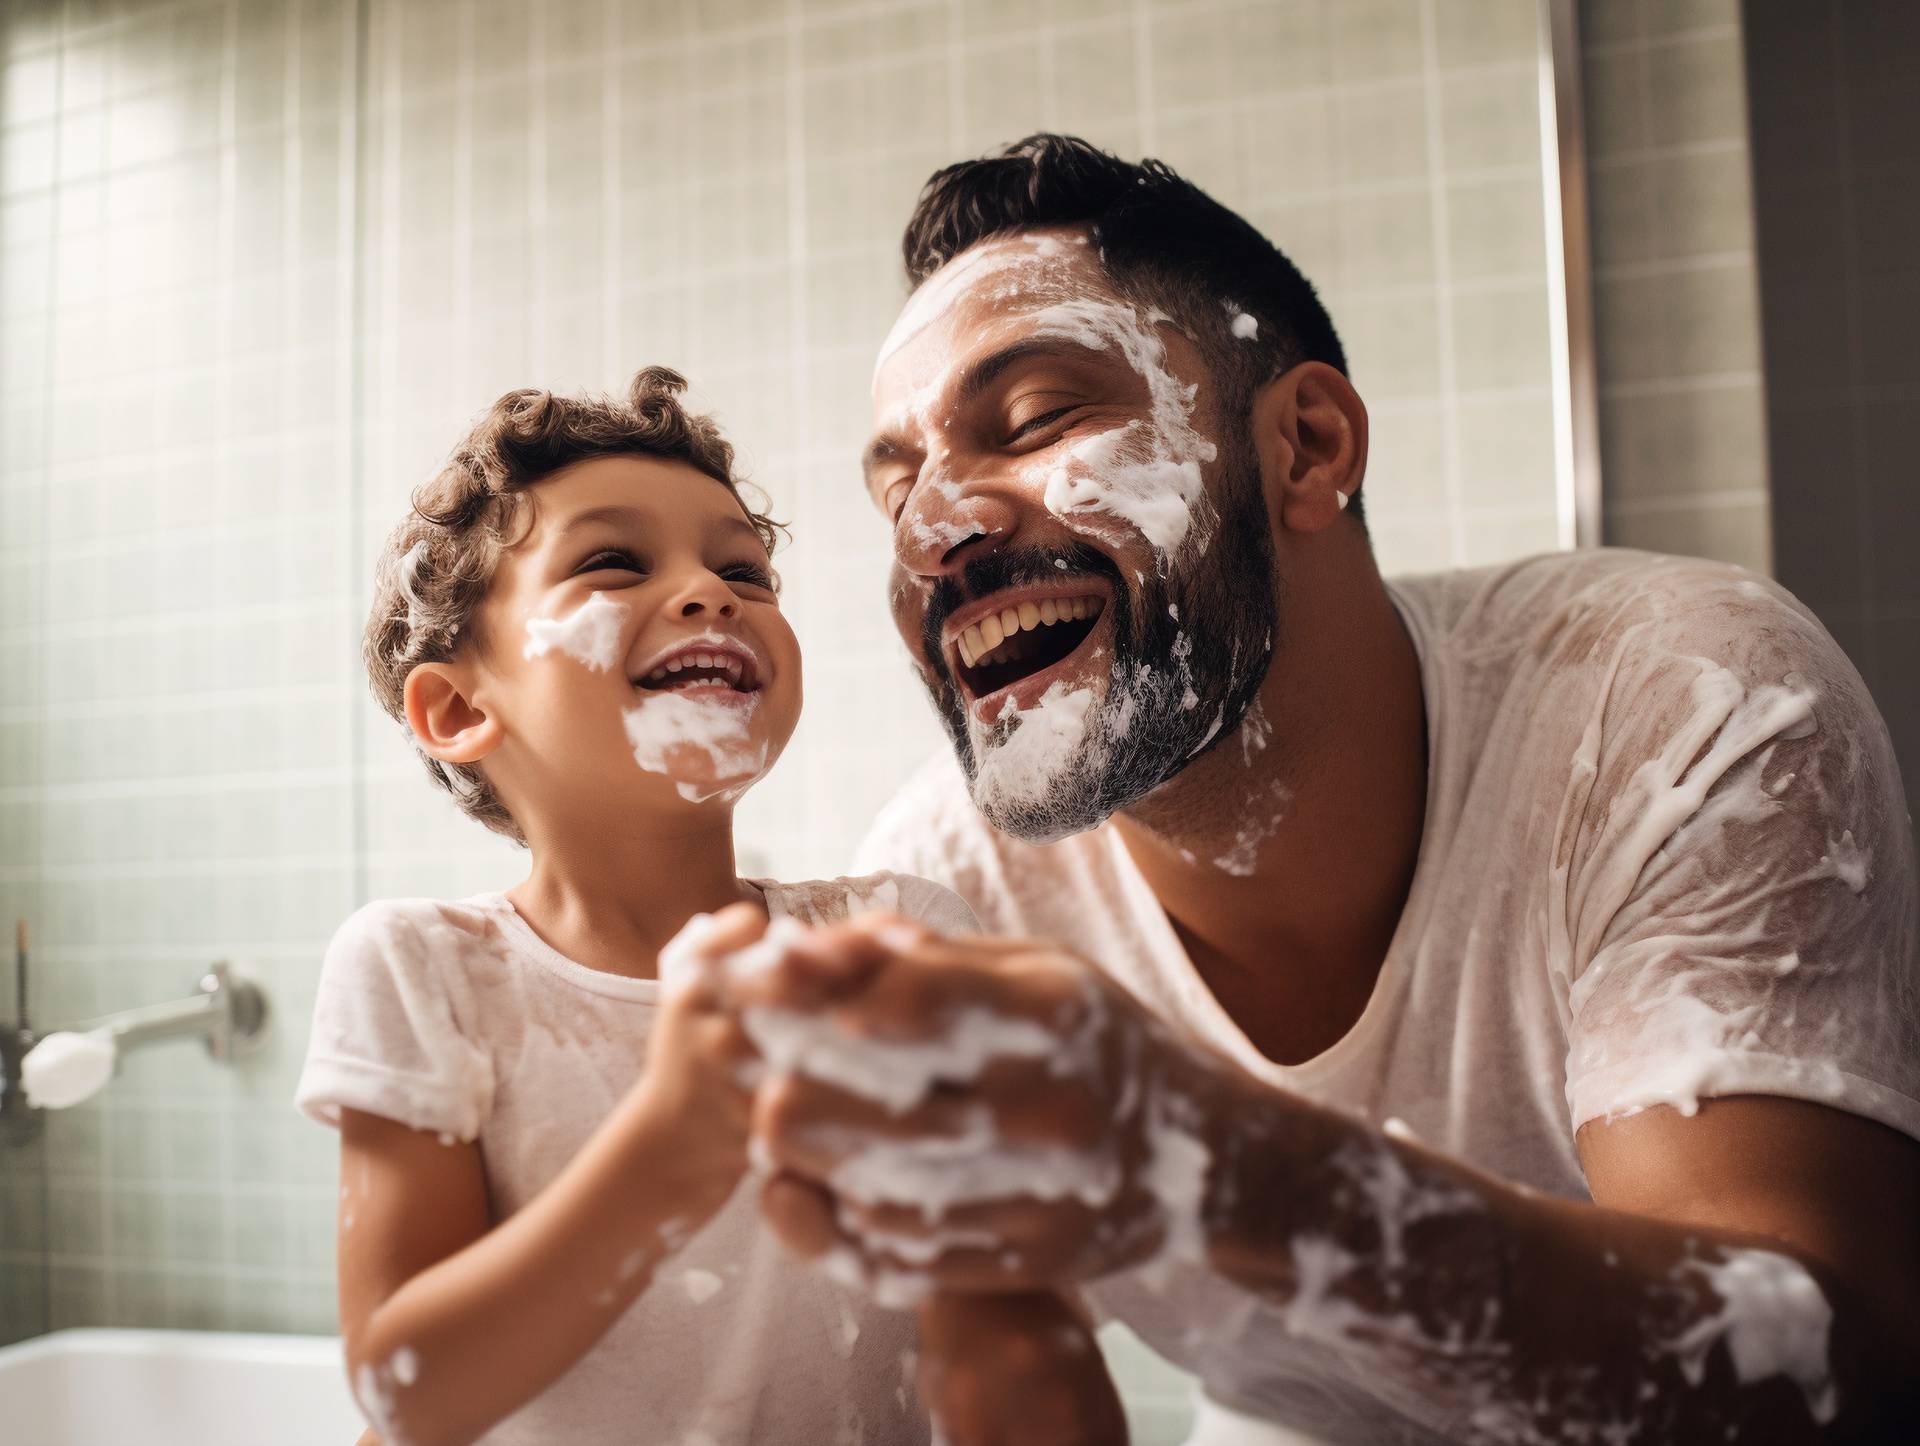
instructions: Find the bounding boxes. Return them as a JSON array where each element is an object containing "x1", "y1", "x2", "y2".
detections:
[{"x1": 948, "y1": 590, "x2": 1108, "y2": 704}]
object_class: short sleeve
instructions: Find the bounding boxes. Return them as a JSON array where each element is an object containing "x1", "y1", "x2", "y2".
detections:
[
  {"x1": 294, "y1": 900, "x2": 497, "y2": 1142},
  {"x1": 1563, "y1": 578, "x2": 1920, "y2": 1142},
  {"x1": 889, "y1": 873, "x2": 981, "y2": 936}
]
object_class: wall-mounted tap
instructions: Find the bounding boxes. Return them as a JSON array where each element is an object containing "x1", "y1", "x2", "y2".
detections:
[{"x1": 0, "y1": 951, "x2": 271, "y2": 1120}]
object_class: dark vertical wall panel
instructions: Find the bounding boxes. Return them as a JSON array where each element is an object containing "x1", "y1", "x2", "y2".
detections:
[{"x1": 1743, "y1": 0, "x2": 1920, "y2": 850}]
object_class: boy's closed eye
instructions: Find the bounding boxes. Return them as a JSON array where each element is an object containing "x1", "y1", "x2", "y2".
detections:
[
  {"x1": 577, "y1": 547, "x2": 649, "y2": 577},
  {"x1": 573, "y1": 546, "x2": 776, "y2": 596},
  {"x1": 720, "y1": 560, "x2": 778, "y2": 593}
]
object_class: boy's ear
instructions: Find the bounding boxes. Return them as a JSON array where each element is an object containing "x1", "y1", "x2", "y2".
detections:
[
  {"x1": 404, "y1": 663, "x2": 504, "y2": 764},
  {"x1": 1251, "y1": 360, "x2": 1369, "y2": 535}
]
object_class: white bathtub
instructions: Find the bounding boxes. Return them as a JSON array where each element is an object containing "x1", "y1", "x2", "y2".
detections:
[
  {"x1": 0, "y1": 1329, "x2": 366, "y2": 1446},
  {"x1": 0, "y1": 1323, "x2": 1202, "y2": 1446}
]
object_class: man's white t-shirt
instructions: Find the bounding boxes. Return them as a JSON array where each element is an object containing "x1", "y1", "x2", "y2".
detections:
[
  {"x1": 296, "y1": 872, "x2": 975, "y2": 1446},
  {"x1": 855, "y1": 548, "x2": 1920, "y2": 1444}
]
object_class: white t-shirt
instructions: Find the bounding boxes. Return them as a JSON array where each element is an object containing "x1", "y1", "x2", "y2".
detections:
[
  {"x1": 855, "y1": 548, "x2": 1920, "y2": 1445},
  {"x1": 295, "y1": 871, "x2": 976, "y2": 1446}
]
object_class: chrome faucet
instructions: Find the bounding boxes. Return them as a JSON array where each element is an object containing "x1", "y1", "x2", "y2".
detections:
[{"x1": 1, "y1": 926, "x2": 270, "y2": 1128}]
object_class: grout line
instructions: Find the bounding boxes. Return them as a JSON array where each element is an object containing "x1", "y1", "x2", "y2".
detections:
[
  {"x1": 1581, "y1": 23, "x2": 1742, "y2": 61},
  {"x1": 1417, "y1": 0, "x2": 1465, "y2": 565},
  {"x1": 1593, "y1": 249, "x2": 1753, "y2": 282},
  {"x1": 600, "y1": 0, "x2": 622, "y2": 387},
  {"x1": 1599, "y1": 369, "x2": 1762, "y2": 398},
  {"x1": 1604, "y1": 488, "x2": 1770, "y2": 516},
  {"x1": 1829, "y1": 8, "x2": 1875, "y2": 672}
]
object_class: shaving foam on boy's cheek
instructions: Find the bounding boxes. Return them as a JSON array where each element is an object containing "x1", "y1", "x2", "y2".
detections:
[
  {"x1": 523, "y1": 592, "x2": 629, "y2": 671},
  {"x1": 522, "y1": 596, "x2": 772, "y2": 803}
]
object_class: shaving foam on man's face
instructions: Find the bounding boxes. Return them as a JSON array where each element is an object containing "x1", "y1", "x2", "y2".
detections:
[
  {"x1": 474, "y1": 457, "x2": 802, "y2": 815},
  {"x1": 867, "y1": 229, "x2": 1276, "y2": 841}
]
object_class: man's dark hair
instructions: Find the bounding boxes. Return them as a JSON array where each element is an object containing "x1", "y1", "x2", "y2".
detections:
[{"x1": 902, "y1": 133, "x2": 1359, "y2": 521}]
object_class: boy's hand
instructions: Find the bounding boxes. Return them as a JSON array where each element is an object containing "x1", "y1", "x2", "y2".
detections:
[
  {"x1": 916, "y1": 1291, "x2": 1129, "y2": 1446},
  {"x1": 721, "y1": 914, "x2": 1221, "y2": 1295},
  {"x1": 625, "y1": 904, "x2": 769, "y2": 1221}
]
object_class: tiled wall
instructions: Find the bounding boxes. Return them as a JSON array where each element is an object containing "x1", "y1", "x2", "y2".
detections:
[
  {"x1": 0, "y1": 0, "x2": 1562, "y2": 1371},
  {"x1": 1, "y1": 0, "x2": 361, "y2": 1342},
  {"x1": 1580, "y1": 0, "x2": 1773, "y2": 571},
  {"x1": 1742, "y1": 0, "x2": 1920, "y2": 853}
]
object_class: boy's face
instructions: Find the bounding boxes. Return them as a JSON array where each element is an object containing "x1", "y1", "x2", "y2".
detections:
[{"x1": 463, "y1": 456, "x2": 802, "y2": 828}]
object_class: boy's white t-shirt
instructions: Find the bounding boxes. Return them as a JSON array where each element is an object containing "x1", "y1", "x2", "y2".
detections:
[
  {"x1": 855, "y1": 548, "x2": 1920, "y2": 1444},
  {"x1": 296, "y1": 870, "x2": 976, "y2": 1446}
]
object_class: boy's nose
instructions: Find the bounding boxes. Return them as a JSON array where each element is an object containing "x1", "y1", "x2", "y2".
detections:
[{"x1": 672, "y1": 571, "x2": 738, "y2": 619}]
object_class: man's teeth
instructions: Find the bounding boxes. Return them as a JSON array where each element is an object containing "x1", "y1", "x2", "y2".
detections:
[{"x1": 956, "y1": 596, "x2": 1103, "y2": 669}]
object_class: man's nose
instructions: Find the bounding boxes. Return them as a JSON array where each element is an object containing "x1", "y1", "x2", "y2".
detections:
[{"x1": 894, "y1": 482, "x2": 1020, "y2": 580}]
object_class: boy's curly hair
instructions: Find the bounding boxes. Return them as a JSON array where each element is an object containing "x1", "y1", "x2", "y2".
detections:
[{"x1": 364, "y1": 366, "x2": 784, "y2": 843}]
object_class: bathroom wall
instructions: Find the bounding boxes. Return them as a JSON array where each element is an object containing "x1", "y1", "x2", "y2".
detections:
[
  {"x1": 0, "y1": 0, "x2": 362, "y2": 1337},
  {"x1": 1742, "y1": 0, "x2": 1920, "y2": 853},
  {"x1": 1580, "y1": 0, "x2": 1773, "y2": 573},
  {"x1": 0, "y1": 0, "x2": 1563, "y2": 1355}
]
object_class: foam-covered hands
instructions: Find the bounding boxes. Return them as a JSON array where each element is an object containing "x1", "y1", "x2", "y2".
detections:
[{"x1": 675, "y1": 905, "x2": 1219, "y2": 1299}]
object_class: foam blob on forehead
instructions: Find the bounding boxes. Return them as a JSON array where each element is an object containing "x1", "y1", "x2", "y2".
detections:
[{"x1": 873, "y1": 229, "x2": 1100, "y2": 388}]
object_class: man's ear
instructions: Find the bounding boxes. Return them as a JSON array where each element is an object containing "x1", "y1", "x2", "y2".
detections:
[
  {"x1": 1250, "y1": 361, "x2": 1369, "y2": 534},
  {"x1": 403, "y1": 663, "x2": 504, "y2": 764}
]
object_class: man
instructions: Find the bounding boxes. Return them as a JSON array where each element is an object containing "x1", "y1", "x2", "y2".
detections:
[{"x1": 710, "y1": 136, "x2": 1920, "y2": 1442}]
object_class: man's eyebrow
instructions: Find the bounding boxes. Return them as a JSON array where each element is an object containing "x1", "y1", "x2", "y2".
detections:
[
  {"x1": 861, "y1": 337, "x2": 1106, "y2": 486},
  {"x1": 952, "y1": 336, "x2": 1104, "y2": 409}
]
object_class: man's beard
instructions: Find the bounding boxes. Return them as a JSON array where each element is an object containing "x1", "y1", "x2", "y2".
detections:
[{"x1": 918, "y1": 431, "x2": 1278, "y2": 843}]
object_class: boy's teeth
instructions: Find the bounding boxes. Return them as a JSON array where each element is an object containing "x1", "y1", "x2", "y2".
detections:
[
  {"x1": 956, "y1": 594, "x2": 1105, "y2": 673},
  {"x1": 667, "y1": 658, "x2": 684, "y2": 672}
]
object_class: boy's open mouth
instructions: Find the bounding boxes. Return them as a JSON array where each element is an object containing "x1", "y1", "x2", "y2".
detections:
[
  {"x1": 635, "y1": 640, "x2": 762, "y2": 695},
  {"x1": 948, "y1": 589, "x2": 1108, "y2": 707}
]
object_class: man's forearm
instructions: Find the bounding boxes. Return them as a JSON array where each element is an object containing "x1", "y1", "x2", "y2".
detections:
[{"x1": 1196, "y1": 1090, "x2": 1893, "y2": 1442}]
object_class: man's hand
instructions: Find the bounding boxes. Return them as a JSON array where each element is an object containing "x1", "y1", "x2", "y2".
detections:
[
  {"x1": 915, "y1": 1291, "x2": 1129, "y2": 1446},
  {"x1": 711, "y1": 910, "x2": 1920, "y2": 1440},
  {"x1": 718, "y1": 913, "x2": 1232, "y2": 1297}
]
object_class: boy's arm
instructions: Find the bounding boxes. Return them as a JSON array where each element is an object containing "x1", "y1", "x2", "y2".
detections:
[{"x1": 338, "y1": 930, "x2": 756, "y2": 1446}]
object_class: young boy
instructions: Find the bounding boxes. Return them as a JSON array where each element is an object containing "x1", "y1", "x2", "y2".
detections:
[{"x1": 295, "y1": 367, "x2": 973, "y2": 1445}]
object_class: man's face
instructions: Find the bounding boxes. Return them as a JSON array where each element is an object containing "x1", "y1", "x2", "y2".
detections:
[{"x1": 864, "y1": 229, "x2": 1277, "y2": 841}]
